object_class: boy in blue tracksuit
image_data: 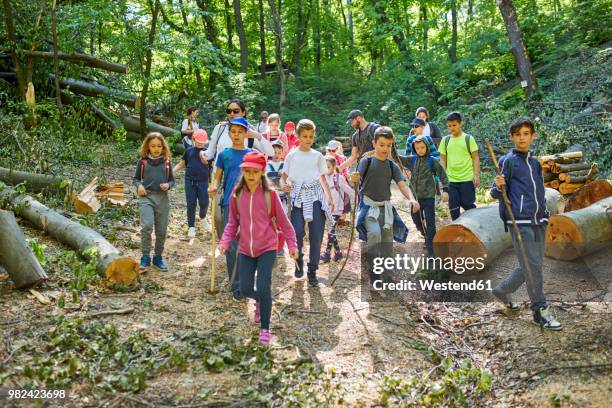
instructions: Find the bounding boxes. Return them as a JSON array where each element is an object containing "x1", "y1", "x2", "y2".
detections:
[{"x1": 490, "y1": 118, "x2": 561, "y2": 330}]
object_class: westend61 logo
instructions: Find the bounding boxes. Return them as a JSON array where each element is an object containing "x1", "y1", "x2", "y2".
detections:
[{"x1": 372, "y1": 254, "x2": 486, "y2": 275}]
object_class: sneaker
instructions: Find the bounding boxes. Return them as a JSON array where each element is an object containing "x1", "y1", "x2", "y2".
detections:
[
  {"x1": 187, "y1": 227, "x2": 196, "y2": 238},
  {"x1": 294, "y1": 257, "x2": 304, "y2": 279},
  {"x1": 152, "y1": 256, "x2": 168, "y2": 271},
  {"x1": 254, "y1": 303, "x2": 261, "y2": 324},
  {"x1": 321, "y1": 251, "x2": 331, "y2": 263},
  {"x1": 232, "y1": 292, "x2": 244, "y2": 302},
  {"x1": 140, "y1": 255, "x2": 151, "y2": 269},
  {"x1": 333, "y1": 252, "x2": 343, "y2": 262},
  {"x1": 533, "y1": 306, "x2": 562, "y2": 330},
  {"x1": 492, "y1": 286, "x2": 520, "y2": 310},
  {"x1": 201, "y1": 217, "x2": 210, "y2": 231},
  {"x1": 258, "y1": 329, "x2": 271, "y2": 346},
  {"x1": 307, "y1": 273, "x2": 319, "y2": 287}
]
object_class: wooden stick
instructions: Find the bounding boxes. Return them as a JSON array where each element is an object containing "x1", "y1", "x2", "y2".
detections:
[{"x1": 209, "y1": 201, "x2": 218, "y2": 293}]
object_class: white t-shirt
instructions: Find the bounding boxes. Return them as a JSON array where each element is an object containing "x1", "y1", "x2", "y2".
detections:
[
  {"x1": 181, "y1": 119, "x2": 199, "y2": 132},
  {"x1": 283, "y1": 148, "x2": 327, "y2": 184},
  {"x1": 422, "y1": 122, "x2": 431, "y2": 137}
]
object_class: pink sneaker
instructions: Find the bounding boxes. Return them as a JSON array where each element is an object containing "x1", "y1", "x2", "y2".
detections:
[
  {"x1": 254, "y1": 303, "x2": 261, "y2": 324},
  {"x1": 258, "y1": 329, "x2": 271, "y2": 346}
]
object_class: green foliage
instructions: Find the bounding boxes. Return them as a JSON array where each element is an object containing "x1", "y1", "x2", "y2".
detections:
[
  {"x1": 29, "y1": 239, "x2": 47, "y2": 267},
  {"x1": 48, "y1": 249, "x2": 100, "y2": 303}
]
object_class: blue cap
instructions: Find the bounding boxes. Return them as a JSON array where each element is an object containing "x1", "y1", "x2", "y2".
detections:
[
  {"x1": 410, "y1": 118, "x2": 426, "y2": 127},
  {"x1": 229, "y1": 117, "x2": 249, "y2": 130}
]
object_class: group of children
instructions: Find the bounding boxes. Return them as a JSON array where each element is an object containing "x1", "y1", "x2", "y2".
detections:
[{"x1": 133, "y1": 107, "x2": 561, "y2": 346}]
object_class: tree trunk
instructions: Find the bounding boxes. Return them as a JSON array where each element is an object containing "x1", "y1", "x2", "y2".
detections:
[
  {"x1": 25, "y1": 0, "x2": 48, "y2": 86},
  {"x1": 0, "y1": 167, "x2": 71, "y2": 195},
  {"x1": 552, "y1": 162, "x2": 592, "y2": 174},
  {"x1": 233, "y1": 0, "x2": 248, "y2": 73},
  {"x1": 369, "y1": 0, "x2": 407, "y2": 55},
  {"x1": 496, "y1": 0, "x2": 537, "y2": 98},
  {"x1": 2, "y1": 0, "x2": 27, "y2": 100},
  {"x1": 564, "y1": 180, "x2": 612, "y2": 212},
  {"x1": 545, "y1": 196, "x2": 612, "y2": 260},
  {"x1": 140, "y1": 0, "x2": 160, "y2": 137},
  {"x1": 559, "y1": 165, "x2": 598, "y2": 183},
  {"x1": 0, "y1": 187, "x2": 139, "y2": 284},
  {"x1": 420, "y1": 0, "x2": 428, "y2": 51},
  {"x1": 449, "y1": 0, "x2": 458, "y2": 63},
  {"x1": 434, "y1": 188, "x2": 562, "y2": 265},
  {"x1": 224, "y1": 0, "x2": 234, "y2": 51},
  {"x1": 259, "y1": 0, "x2": 266, "y2": 78},
  {"x1": 539, "y1": 151, "x2": 582, "y2": 164},
  {"x1": 347, "y1": 0, "x2": 354, "y2": 62},
  {"x1": 176, "y1": 0, "x2": 203, "y2": 90},
  {"x1": 121, "y1": 115, "x2": 180, "y2": 138},
  {"x1": 51, "y1": 0, "x2": 64, "y2": 123},
  {"x1": 468, "y1": 0, "x2": 474, "y2": 21},
  {"x1": 5, "y1": 50, "x2": 129, "y2": 74},
  {"x1": 267, "y1": 0, "x2": 286, "y2": 112},
  {"x1": 559, "y1": 182, "x2": 585, "y2": 195},
  {"x1": 60, "y1": 91, "x2": 120, "y2": 131},
  {"x1": 52, "y1": 76, "x2": 140, "y2": 108},
  {"x1": 195, "y1": 0, "x2": 220, "y2": 91},
  {"x1": 0, "y1": 210, "x2": 48, "y2": 289},
  {"x1": 313, "y1": 0, "x2": 321, "y2": 71}
]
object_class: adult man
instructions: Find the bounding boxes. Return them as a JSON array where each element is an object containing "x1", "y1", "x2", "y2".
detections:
[{"x1": 338, "y1": 109, "x2": 379, "y2": 172}]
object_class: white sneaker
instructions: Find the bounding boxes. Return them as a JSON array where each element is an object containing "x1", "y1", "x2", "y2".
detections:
[
  {"x1": 201, "y1": 217, "x2": 210, "y2": 231},
  {"x1": 533, "y1": 306, "x2": 562, "y2": 330},
  {"x1": 187, "y1": 227, "x2": 196, "y2": 238}
]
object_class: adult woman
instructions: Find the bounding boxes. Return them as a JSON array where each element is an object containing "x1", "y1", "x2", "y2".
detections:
[
  {"x1": 414, "y1": 107, "x2": 443, "y2": 146},
  {"x1": 181, "y1": 107, "x2": 200, "y2": 148}
]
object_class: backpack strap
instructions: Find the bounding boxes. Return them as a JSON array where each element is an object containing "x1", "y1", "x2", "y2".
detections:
[
  {"x1": 140, "y1": 158, "x2": 147, "y2": 181},
  {"x1": 165, "y1": 159, "x2": 170, "y2": 181},
  {"x1": 361, "y1": 157, "x2": 373, "y2": 185},
  {"x1": 267, "y1": 163, "x2": 274, "y2": 173},
  {"x1": 333, "y1": 173, "x2": 340, "y2": 191},
  {"x1": 443, "y1": 134, "x2": 473, "y2": 156}
]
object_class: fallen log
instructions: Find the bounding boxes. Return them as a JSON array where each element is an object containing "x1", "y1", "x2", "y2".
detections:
[
  {"x1": 550, "y1": 179, "x2": 560, "y2": 189},
  {"x1": 1, "y1": 49, "x2": 128, "y2": 73},
  {"x1": 0, "y1": 166, "x2": 70, "y2": 195},
  {"x1": 542, "y1": 172, "x2": 557, "y2": 183},
  {"x1": 121, "y1": 115, "x2": 180, "y2": 138},
  {"x1": 74, "y1": 177, "x2": 101, "y2": 213},
  {"x1": 559, "y1": 182, "x2": 585, "y2": 195},
  {"x1": 433, "y1": 188, "x2": 562, "y2": 266},
  {"x1": 0, "y1": 209, "x2": 48, "y2": 289},
  {"x1": 558, "y1": 164, "x2": 598, "y2": 184},
  {"x1": 552, "y1": 162, "x2": 591, "y2": 174},
  {"x1": 545, "y1": 196, "x2": 612, "y2": 260},
  {"x1": 539, "y1": 151, "x2": 582, "y2": 164},
  {"x1": 52, "y1": 75, "x2": 140, "y2": 109},
  {"x1": 564, "y1": 179, "x2": 612, "y2": 212},
  {"x1": 0, "y1": 186, "x2": 139, "y2": 285}
]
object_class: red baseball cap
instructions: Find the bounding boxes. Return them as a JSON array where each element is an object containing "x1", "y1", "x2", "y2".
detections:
[
  {"x1": 284, "y1": 121, "x2": 295, "y2": 130},
  {"x1": 193, "y1": 129, "x2": 209, "y2": 144},
  {"x1": 240, "y1": 152, "x2": 267, "y2": 170}
]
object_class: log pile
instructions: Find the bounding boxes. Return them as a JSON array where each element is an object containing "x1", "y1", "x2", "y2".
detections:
[
  {"x1": 97, "y1": 182, "x2": 127, "y2": 206},
  {"x1": 74, "y1": 178, "x2": 127, "y2": 213},
  {"x1": 539, "y1": 151, "x2": 599, "y2": 195}
]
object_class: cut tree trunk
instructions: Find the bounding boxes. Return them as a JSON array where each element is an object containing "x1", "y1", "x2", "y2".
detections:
[
  {"x1": 0, "y1": 186, "x2": 138, "y2": 285},
  {"x1": 545, "y1": 196, "x2": 612, "y2": 260},
  {"x1": 552, "y1": 162, "x2": 592, "y2": 174},
  {"x1": 52, "y1": 75, "x2": 140, "y2": 109},
  {"x1": 559, "y1": 182, "x2": 585, "y2": 195},
  {"x1": 121, "y1": 115, "x2": 179, "y2": 138},
  {"x1": 543, "y1": 172, "x2": 556, "y2": 183},
  {"x1": 74, "y1": 177, "x2": 101, "y2": 213},
  {"x1": 0, "y1": 209, "x2": 48, "y2": 289},
  {"x1": 60, "y1": 91, "x2": 120, "y2": 131},
  {"x1": 558, "y1": 164, "x2": 598, "y2": 183},
  {"x1": 564, "y1": 179, "x2": 612, "y2": 212},
  {"x1": 539, "y1": 151, "x2": 582, "y2": 164},
  {"x1": 550, "y1": 179, "x2": 560, "y2": 189},
  {"x1": 1, "y1": 49, "x2": 128, "y2": 73},
  {"x1": 433, "y1": 188, "x2": 562, "y2": 265},
  {"x1": 0, "y1": 166, "x2": 70, "y2": 194}
]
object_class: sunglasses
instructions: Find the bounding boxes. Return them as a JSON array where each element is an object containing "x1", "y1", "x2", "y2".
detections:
[{"x1": 226, "y1": 108, "x2": 242, "y2": 114}]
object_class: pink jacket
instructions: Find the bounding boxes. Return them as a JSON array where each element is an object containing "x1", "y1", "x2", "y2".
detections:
[
  {"x1": 219, "y1": 185, "x2": 298, "y2": 257},
  {"x1": 333, "y1": 154, "x2": 349, "y2": 176},
  {"x1": 325, "y1": 173, "x2": 354, "y2": 216},
  {"x1": 263, "y1": 131, "x2": 290, "y2": 159}
]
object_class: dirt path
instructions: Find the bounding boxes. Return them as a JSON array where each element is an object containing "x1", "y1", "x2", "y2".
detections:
[{"x1": 1, "y1": 164, "x2": 610, "y2": 407}]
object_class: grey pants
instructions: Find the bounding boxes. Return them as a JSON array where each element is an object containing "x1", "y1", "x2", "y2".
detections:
[
  {"x1": 139, "y1": 192, "x2": 170, "y2": 257},
  {"x1": 495, "y1": 224, "x2": 547, "y2": 311},
  {"x1": 365, "y1": 211, "x2": 393, "y2": 281}
]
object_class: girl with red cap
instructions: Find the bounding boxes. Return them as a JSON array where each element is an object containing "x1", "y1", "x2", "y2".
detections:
[
  {"x1": 219, "y1": 152, "x2": 298, "y2": 346},
  {"x1": 284, "y1": 121, "x2": 300, "y2": 151}
]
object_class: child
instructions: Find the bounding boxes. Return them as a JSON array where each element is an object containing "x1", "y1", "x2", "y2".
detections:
[
  {"x1": 209, "y1": 117, "x2": 273, "y2": 300},
  {"x1": 439, "y1": 112, "x2": 480, "y2": 221},
  {"x1": 326, "y1": 140, "x2": 349, "y2": 177},
  {"x1": 284, "y1": 121, "x2": 299, "y2": 151},
  {"x1": 490, "y1": 118, "x2": 561, "y2": 330},
  {"x1": 181, "y1": 107, "x2": 199, "y2": 149},
  {"x1": 350, "y1": 127, "x2": 418, "y2": 284},
  {"x1": 267, "y1": 140, "x2": 288, "y2": 212},
  {"x1": 321, "y1": 156, "x2": 354, "y2": 263},
  {"x1": 399, "y1": 136, "x2": 449, "y2": 256},
  {"x1": 281, "y1": 119, "x2": 335, "y2": 287},
  {"x1": 173, "y1": 129, "x2": 210, "y2": 238},
  {"x1": 262, "y1": 113, "x2": 289, "y2": 158},
  {"x1": 219, "y1": 152, "x2": 298, "y2": 345},
  {"x1": 133, "y1": 132, "x2": 175, "y2": 271}
]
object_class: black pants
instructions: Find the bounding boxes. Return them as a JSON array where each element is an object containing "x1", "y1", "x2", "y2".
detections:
[
  {"x1": 410, "y1": 198, "x2": 436, "y2": 252},
  {"x1": 448, "y1": 181, "x2": 476, "y2": 221}
]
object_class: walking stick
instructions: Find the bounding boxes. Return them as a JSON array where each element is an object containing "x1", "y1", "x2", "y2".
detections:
[
  {"x1": 209, "y1": 200, "x2": 218, "y2": 294},
  {"x1": 485, "y1": 139, "x2": 536, "y2": 302}
]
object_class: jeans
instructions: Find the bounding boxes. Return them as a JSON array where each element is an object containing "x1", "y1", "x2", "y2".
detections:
[
  {"x1": 185, "y1": 178, "x2": 209, "y2": 228},
  {"x1": 410, "y1": 198, "x2": 436, "y2": 253},
  {"x1": 364, "y1": 209, "x2": 393, "y2": 282},
  {"x1": 222, "y1": 204, "x2": 240, "y2": 297},
  {"x1": 448, "y1": 181, "x2": 476, "y2": 220},
  {"x1": 290, "y1": 200, "x2": 326, "y2": 278},
  {"x1": 238, "y1": 250, "x2": 276, "y2": 330}
]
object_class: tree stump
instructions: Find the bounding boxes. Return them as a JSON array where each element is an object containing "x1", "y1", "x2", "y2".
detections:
[{"x1": 564, "y1": 179, "x2": 612, "y2": 212}]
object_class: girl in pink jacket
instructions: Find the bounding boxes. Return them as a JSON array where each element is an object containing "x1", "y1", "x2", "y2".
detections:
[
  {"x1": 321, "y1": 156, "x2": 354, "y2": 262},
  {"x1": 219, "y1": 152, "x2": 298, "y2": 346}
]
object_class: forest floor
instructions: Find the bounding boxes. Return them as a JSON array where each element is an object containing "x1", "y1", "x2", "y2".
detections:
[{"x1": 1, "y1": 161, "x2": 611, "y2": 408}]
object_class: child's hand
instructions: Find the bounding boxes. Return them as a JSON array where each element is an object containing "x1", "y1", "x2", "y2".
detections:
[
  {"x1": 218, "y1": 246, "x2": 226, "y2": 256},
  {"x1": 495, "y1": 175, "x2": 506, "y2": 188},
  {"x1": 281, "y1": 180, "x2": 292, "y2": 193},
  {"x1": 328, "y1": 200, "x2": 335, "y2": 213},
  {"x1": 160, "y1": 183, "x2": 170, "y2": 191},
  {"x1": 199, "y1": 151, "x2": 208, "y2": 164},
  {"x1": 473, "y1": 175, "x2": 481, "y2": 188},
  {"x1": 411, "y1": 200, "x2": 420, "y2": 213},
  {"x1": 350, "y1": 171, "x2": 360, "y2": 184},
  {"x1": 208, "y1": 186, "x2": 217, "y2": 197},
  {"x1": 289, "y1": 250, "x2": 298, "y2": 260},
  {"x1": 137, "y1": 185, "x2": 147, "y2": 196},
  {"x1": 441, "y1": 192, "x2": 449, "y2": 203}
]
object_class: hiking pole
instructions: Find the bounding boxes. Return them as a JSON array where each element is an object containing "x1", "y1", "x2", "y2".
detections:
[
  {"x1": 485, "y1": 139, "x2": 537, "y2": 311},
  {"x1": 209, "y1": 200, "x2": 218, "y2": 294}
]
